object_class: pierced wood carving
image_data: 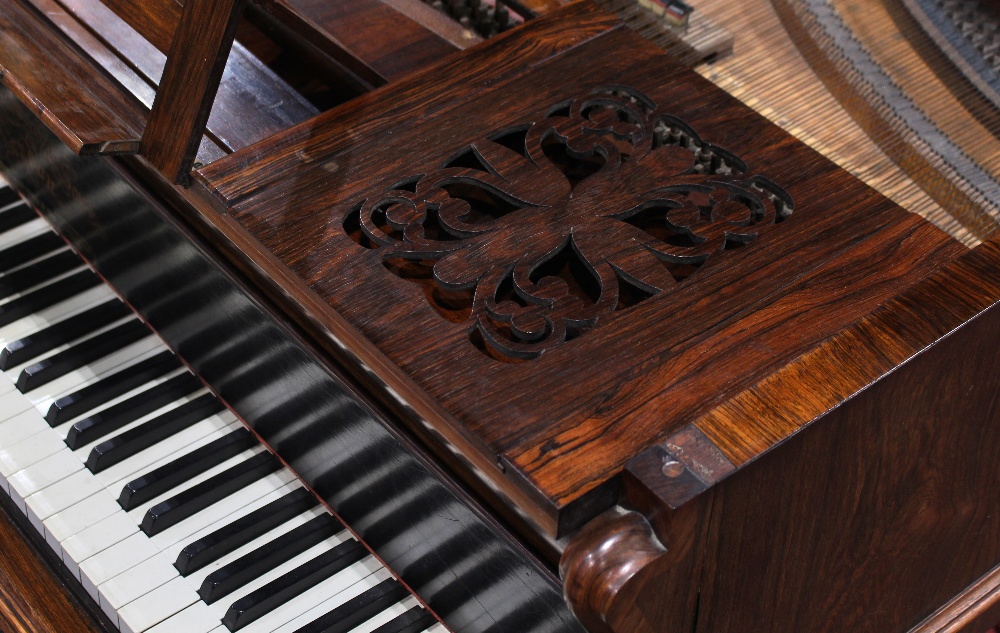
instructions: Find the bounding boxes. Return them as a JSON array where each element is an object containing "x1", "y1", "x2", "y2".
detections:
[{"x1": 343, "y1": 87, "x2": 794, "y2": 361}]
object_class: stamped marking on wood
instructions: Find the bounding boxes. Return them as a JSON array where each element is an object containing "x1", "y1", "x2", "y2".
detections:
[{"x1": 343, "y1": 86, "x2": 794, "y2": 361}]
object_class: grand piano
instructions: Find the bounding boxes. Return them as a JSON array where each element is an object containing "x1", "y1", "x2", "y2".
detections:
[{"x1": 1, "y1": 0, "x2": 1000, "y2": 632}]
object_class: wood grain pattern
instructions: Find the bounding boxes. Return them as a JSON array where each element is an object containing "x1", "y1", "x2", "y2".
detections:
[
  {"x1": 560, "y1": 469, "x2": 715, "y2": 633},
  {"x1": 193, "y1": 11, "x2": 965, "y2": 536},
  {"x1": 52, "y1": 0, "x2": 317, "y2": 154},
  {"x1": 909, "y1": 563, "x2": 1000, "y2": 633},
  {"x1": 141, "y1": 0, "x2": 245, "y2": 182},
  {"x1": 257, "y1": 0, "x2": 474, "y2": 86},
  {"x1": 194, "y1": 1, "x2": 624, "y2": 206},
  {"x1": 96, "y1": 0, "x2": 180, "y2": 53},
  {"x1": 694, "y1": 237, "x2": 1000, "y2": 465},
  {"x1": 694, "y1": 266, "x2": 1000, "y2": 631},
  {"x1": 560, "y1": 508, "x2": 668, "y2": 633},
  {"x1": 0, "y1": 0, "x2": 144, "y2": 154},
  {"x1": 0, "y1": 503, "x2": 102, "y2": 633}
]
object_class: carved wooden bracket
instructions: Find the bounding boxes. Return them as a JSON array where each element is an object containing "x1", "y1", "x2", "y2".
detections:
[
  {"x1": 561, "y1": 426, "x2": 734, "y2": 633},
  {"x1": 560, "y1": 507, "x2": 668, "y2": 633}
]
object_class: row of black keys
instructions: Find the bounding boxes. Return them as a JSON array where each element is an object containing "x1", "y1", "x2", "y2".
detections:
[{"x1": 0, "y1": 194, "x2": 437, "y2": 633}]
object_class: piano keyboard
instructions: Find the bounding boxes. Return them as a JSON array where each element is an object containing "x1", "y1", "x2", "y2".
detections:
[{"x1": 0, "y1": 181, "x2": 444, "y2": 633}]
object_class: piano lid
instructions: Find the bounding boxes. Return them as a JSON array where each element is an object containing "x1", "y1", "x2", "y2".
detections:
[{"x1": 189, "y1": 3, "x2": 969, "y2": 538}]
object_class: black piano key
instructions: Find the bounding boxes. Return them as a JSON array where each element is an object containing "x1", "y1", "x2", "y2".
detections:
[
  {"x1": 175, "y1": 487, "x2": 317, "y2": 576},
  {"x1": 222, "y1": 539, "x2": 368, "y2": 632},
  {"x1": 0, "y1": 231, "x2": 64, "y2": 273},
  {"x1": 1, "y1": 299, "x2": 130, "y2": 369},
  {"x1": 141, "y1": 450, "x2": 281, "y2": 537},
  {"x1": 200, "y1": 512, "x2": 342, "y2": 604},
  {"x1": 0, "y1": 247, "x2": 80, "y2": 303},
  {"x1": 0, "y1": 186, "x2": 22, "y2": 209},
  {"x1": 85, "y1": 393, "x2": 224, "y2": 473},
  {"x1": 66, "y1": 370, "x2": 201, "y2": 449},
  {"x1": 46, "y1": 350, "x2": 182, "y2": 426},
  {"x1": 119, "y1": 428, "x2": 257, "y2": 510},
  {"x1": 370, "y1": 607, "x2": 437, "y2": 633},
  {"x1": 16, "y1": 317, "x2": 149, "y2": 392},
  {"x1": 0, "y1": 269, "x2": 99, "y2": 330},
  {"x1": 293, "y1": 578, "x2": 408, "y2": 633},
  {"x1": 0, "y1": 202, "x2": 36, "y2": 234}
]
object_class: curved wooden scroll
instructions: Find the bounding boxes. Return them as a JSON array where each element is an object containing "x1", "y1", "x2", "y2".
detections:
[{"x1": 560, "y1": 507, "x2": 669, "y2": 633}]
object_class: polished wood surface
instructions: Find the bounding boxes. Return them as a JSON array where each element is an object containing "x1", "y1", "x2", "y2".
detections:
[
  {"x1": 2, "y1": 0, "x2": 1000, "y2": 631},
  {"x1": 693, "y1": 240, "x2": 1000, "y2": 632},
  {"x1": 192, "y1": 4, "x2": 965, "y2": 537},
  {"x1": 910, "y1": 563, "x2": 1000, "y2": 633},
  {"x1": 0, "y1": 502, "x2": 102, "y2": 633},
  {"x1": 560, "y1": 509, "x2": 667, "y2": 633},
  {"x1": 257, "y1": 0, "x2": 475, "y2": 86},
  {"x1": 0, "y1": 0, "x2": 145, "y2": 154},
  {"x1": 142, "y1": 0, "x2": 245, "y2": 182},
  {"x1": 51, "y1": 0, "x2": 316, "y2": 154}
]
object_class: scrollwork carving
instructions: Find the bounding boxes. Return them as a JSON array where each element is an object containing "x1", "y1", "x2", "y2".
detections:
[{"x1": 343, "y1": 86, "x2": 793, "y2": 361}]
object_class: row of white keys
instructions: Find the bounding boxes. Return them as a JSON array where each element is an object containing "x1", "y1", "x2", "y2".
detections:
[{"x1": 0, "y1": 208, "x2": 436, "y2": 633}]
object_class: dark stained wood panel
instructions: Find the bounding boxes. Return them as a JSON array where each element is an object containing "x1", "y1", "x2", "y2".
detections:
[
  {"x1": 195, "y1": 1, "x2": 624, "y2": 205},
  {"x1": 55, "y1": 0, "x2": 317, "y2": 154},
  {"x1": 191, "y1": 5, "x2": 966, "y2": 537},
  {"x1": 692, "y1": 237, "x2": 1000, "y2": 466},
  {"x1": 96, "y1": 0, "x2": 179, "y2": 53},
  {"x1": 0, "y1": 503, "x2": 102, "y2": 633},
  {"x1": 141, "y1": 0, "x2": 245, "y2": 182},
  {"x1": 694, "y1": 273, "x2": 1000, "y2": 632},
  {"x1": 259, "y1": 0, "x2": 473, "y2": 85},
  {"x1": 0, "y1": 0, "x2": 144, "y2": 154}
]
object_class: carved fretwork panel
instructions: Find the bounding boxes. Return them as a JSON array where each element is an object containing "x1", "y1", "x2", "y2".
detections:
[
  {"x1": 344, "y1": 87, "x2": 794, "y2": 361},
  {"x1": 222, "y1": 19, "x2": 958, "y2": 536}
]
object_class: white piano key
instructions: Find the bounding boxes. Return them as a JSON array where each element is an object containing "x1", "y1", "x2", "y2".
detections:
[
  {"x1": 0, "y1": 284, "x2": 117, "y2": 347},
  {"x1": 95, "y1": 413, "x2": 240, "y2": 489},
  {"x1": 45, "y1": 489, "x2": 122, "y2": 548},
  {"x1": 349, "y1": 596, "x2": 423, "y2": 633},
  {"x1": 100, "y1": 552, "x2": 180, "y2": 626},
  {"x1": 0, "y1": 428, "x2": 64, "y2": 480},
  {"x1": 21, "y1": 336, "x2": 165, "y2": 409},
  {"x1": 158, "y1": 477, "x2": 303, "y2": 565},
  {"x1": 0, "y1": 402, "x2": 47, "y2": 449},
  {"x1": 65, "y1": 434, "x2": 266, "y2": 558},
  {"x1": 7, "y1": 448, "x2": 83, "y2": 509},
  {"x1": 125, "y1": 446, "x2": 267, "y2": 525},
  {"x1": 25, "y1": 466, "x2": 106, "y2": 531},
  {"x1": 145, "y1": 601, "x2": 222, "y2": 633},
  {"x1": 0, "y1": 218, "x2": 49, "y2": 251},
  {"x1": 0, "y1": 367, "x2": 16, "y2": 393},
  {"x1": 61, "y1": 510, "x2": 139, "y2": 579},
  {"x1": 80, "y1": 531, "x2": 161, "y2": 600},
  {"x1": 85, "y1": 477, "x2": 304, "y2": 626},
  {"x1": 119, "y1": 576, "x2": 201, "y2": 633},
  {"x1": 271, "y1": 568, "x2": 402, "y2": 633},
  {"x1": 236, "y1": 558, "x2": 388, "y2": 633}
]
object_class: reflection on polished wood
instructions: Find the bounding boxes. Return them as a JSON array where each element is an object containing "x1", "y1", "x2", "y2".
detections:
[
  {"x1": 2, "y1": 0, "x2": 1000, "y2": 631},
  {"x1": 0, "y1": 501, "x2": 101, "y2": 633}
]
